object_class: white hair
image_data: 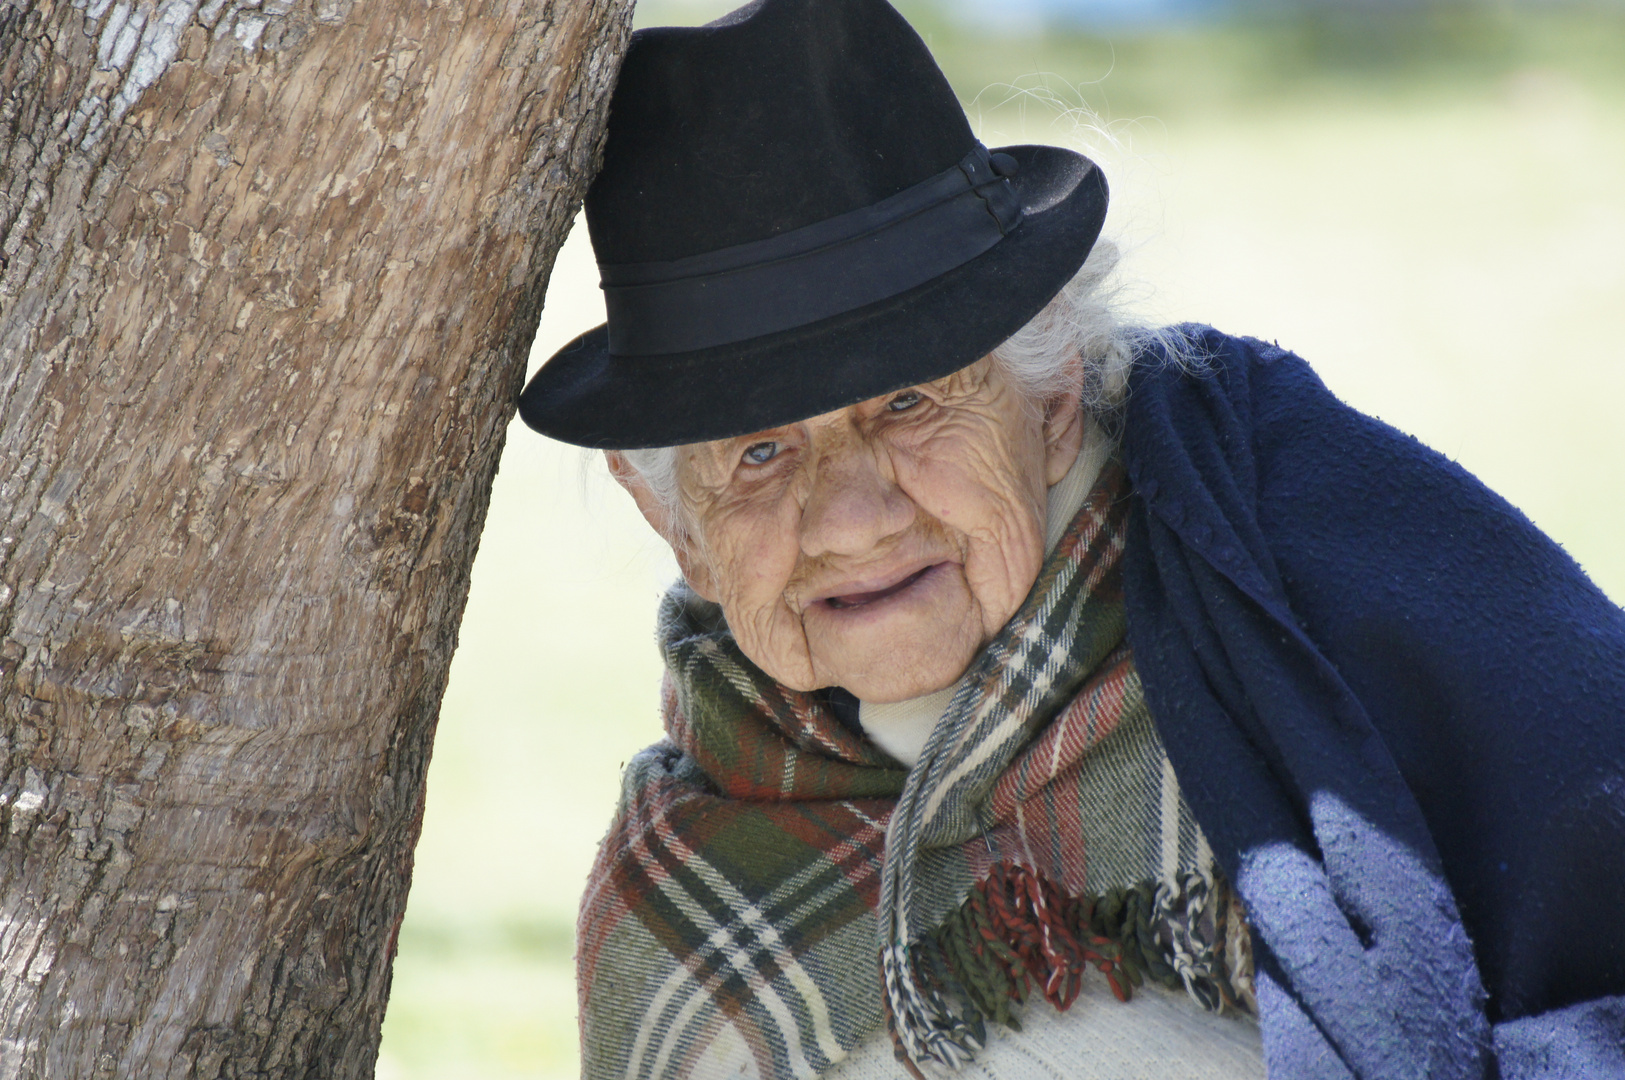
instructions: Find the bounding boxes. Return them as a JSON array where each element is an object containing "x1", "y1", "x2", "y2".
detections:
[{"x1": 618, "y1": 238, "x2": 1189, "y2": 512}]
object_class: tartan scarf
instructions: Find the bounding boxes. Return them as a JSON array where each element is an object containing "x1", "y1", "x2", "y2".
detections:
[{"x1": 576, "y1": 464, "x2": 1251, "y2": 1080}]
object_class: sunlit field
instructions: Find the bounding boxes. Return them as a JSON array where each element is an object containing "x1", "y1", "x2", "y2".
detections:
[{"x1": 377, "y1": 6, "x2": 1625, "y2": 1077}]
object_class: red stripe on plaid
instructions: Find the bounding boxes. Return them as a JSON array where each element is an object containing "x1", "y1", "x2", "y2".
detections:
[
  {"x1": 988, "y1": 646, "x2": 1134, "y2": 815},
  {"x1": 982, "y1": 646, "x2": 1135, "y2": 897}
]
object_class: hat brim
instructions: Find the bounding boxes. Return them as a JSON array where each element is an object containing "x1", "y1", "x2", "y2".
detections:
[{"x1": 518, "y1": 144, "x2": 1108, "y2": 449}]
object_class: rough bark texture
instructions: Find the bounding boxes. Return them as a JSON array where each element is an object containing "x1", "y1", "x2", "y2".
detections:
[{"x1": 0, "y1": 0, "x2": 630, "y2": 1074}]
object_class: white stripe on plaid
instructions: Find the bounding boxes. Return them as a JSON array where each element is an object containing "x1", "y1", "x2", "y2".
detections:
[{"x1": 622, "y1": 790, "x2": 859, "y2": 1079}]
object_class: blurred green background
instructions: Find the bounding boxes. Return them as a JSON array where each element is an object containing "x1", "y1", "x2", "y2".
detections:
[{"x1": 376, "y1": 2, "x2": 1625, "y2": 1076}]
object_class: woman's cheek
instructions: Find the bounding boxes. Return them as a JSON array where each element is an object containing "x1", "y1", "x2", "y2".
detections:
[
  {"x1": 961, "y1": 479, "x2": 1046, "y2": 628},
  {"x1": 707, "y1": 502, "x2": 814, "y2": 681},
  {"x1": 966, "y1": 533, "x2": 1039, "y2": 630}
]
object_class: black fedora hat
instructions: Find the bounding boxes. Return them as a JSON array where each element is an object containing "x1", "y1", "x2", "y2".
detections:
[{"x1": 519, "y1": 0, "x2": 1108, "y2": 450}]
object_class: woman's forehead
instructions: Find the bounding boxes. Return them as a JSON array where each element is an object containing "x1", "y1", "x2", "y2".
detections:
[{"x1": 696, "y1": 359, "x2": 997, "y2": 450}]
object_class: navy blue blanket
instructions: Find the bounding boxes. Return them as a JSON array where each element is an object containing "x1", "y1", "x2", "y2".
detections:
[{"x1": 1118, "y1": 329, "x2": 1625, "y2": 1079}]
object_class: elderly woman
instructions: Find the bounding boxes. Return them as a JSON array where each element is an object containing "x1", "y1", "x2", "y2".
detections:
[{"x1": 517, "y1": 1, "x2": 1625, "y2": 1077}]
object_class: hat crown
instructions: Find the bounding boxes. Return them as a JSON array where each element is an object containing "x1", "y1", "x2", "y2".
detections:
[{"x1": 586, "y1": 0, "x2": 976, "y2": 266}]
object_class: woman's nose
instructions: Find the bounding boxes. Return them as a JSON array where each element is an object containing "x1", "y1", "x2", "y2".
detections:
[{"x1": 799, "y1": 440, "x2": 916, "y2": 559}]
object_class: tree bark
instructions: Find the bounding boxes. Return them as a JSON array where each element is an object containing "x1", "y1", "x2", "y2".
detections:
[{"x1": 0, "y1": 0, "x2": 629, "y2": 1074}]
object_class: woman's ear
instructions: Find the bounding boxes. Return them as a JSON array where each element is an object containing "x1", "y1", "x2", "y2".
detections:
[
  {"x1": 604, "y1": 452, "x2": 719, "y2": 602},
  {"x1": 1041, "y1": 352, "x2": 1087, "y2": 486}
]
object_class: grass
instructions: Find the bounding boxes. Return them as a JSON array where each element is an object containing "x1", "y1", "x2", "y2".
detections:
[
  {"x1": 911, "y1": 4, "x2": 1625, "y2": 114},
  {"x1": 377, "y1": 7, "x2": 1625, "y2": 1077}
]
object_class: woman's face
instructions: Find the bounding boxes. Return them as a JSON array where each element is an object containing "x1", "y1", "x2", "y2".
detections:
[{"x1": 612, "y1": 356, "x2": 1083, "y2": 702}]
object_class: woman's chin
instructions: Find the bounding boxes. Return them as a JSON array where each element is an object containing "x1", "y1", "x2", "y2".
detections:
[
  {"x1": 803, "y1": 566, "x2": 983, "y2": 702},
  {"x1": 836, "y1": 651, "x2": 973, "y2": 703}
]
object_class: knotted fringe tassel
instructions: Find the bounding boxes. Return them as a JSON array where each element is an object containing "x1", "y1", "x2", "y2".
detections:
[{"x1": 885, "y1": 861, "x2": 1253, "y2": 1072}]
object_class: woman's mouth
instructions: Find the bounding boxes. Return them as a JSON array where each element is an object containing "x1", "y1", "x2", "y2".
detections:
[{"x1": 823, "y1": 563, "x2": 942, "y2": 610}]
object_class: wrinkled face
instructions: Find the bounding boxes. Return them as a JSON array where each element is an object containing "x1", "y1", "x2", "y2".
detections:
[{"x1": 612, "y1": 356, "x2": 1083, "y2": 702}]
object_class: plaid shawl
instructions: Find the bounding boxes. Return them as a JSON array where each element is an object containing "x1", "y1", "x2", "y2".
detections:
[{"x1": 577, "y1": 465, "x2": 1251, "y2": 1079}]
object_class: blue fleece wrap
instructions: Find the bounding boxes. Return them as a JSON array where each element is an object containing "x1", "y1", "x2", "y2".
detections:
[{"x1": 1118, "y1": 329, "x2": 1625, "y2": 1079}]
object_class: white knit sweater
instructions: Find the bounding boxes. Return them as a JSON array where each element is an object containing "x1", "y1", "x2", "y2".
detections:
[{"x1": 824, "y1": 980, "x2": 1263, "y2": 1079}]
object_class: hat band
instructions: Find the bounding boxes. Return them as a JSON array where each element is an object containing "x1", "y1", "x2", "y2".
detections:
[{"x1": 598, "y1": 145, "x2": 1023, "y2": 357}]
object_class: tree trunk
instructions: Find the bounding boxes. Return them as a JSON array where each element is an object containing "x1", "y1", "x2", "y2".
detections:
[{"x1": 0, "y1": 0, "x2": 629, "y2": 1074}]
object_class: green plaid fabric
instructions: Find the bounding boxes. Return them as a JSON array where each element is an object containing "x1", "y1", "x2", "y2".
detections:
[{"x1": 576, "y1": 464, "x2": 1246, "y2": 1079}]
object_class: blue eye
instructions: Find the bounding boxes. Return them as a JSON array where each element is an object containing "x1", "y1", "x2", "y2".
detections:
[
  {"x1": 887, "y1": 390, "x2": 923, "y2": 412},
  {"x1": 742, "y1": 441, "x2": 779, "y2": 465}
]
